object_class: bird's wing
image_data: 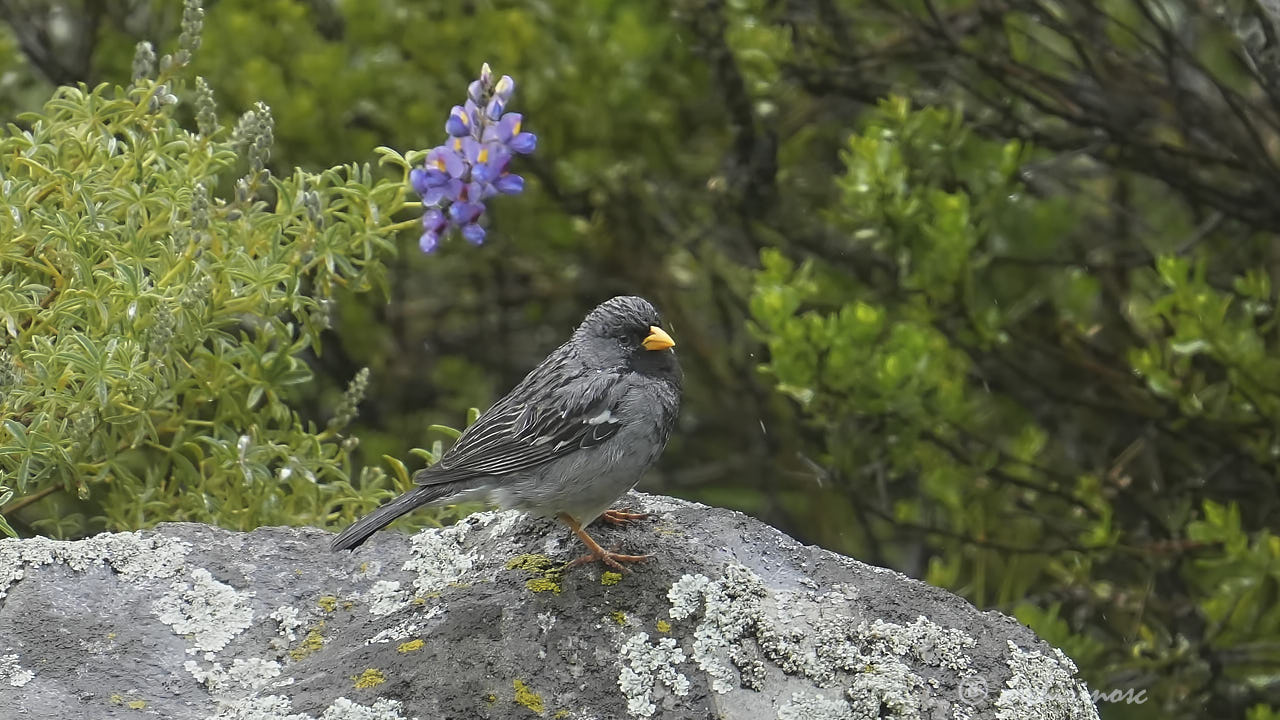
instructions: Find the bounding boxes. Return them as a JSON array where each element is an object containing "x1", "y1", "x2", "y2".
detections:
[{"x1": 415, "y1": 369, "x2": 623, "y2": 485}]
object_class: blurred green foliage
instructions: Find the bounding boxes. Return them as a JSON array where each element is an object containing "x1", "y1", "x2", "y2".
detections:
[
  {"x1": 750, "y1": 95, "x2": 1280, "y2": 718},
  {"x1": 4, "y1": 1, "x2": 1280, "y2": 717}
]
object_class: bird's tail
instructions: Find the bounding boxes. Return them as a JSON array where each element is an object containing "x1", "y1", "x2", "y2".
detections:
[{"x1": 330, "y1": 484, "x2": 448, "y2": 551}]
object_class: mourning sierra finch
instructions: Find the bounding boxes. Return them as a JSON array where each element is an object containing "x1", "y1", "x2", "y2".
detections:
[{"x1": 330, "y1": 295, "x2": 682, "y2": 570}]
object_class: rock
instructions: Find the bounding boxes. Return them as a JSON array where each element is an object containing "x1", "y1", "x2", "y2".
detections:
[{"x1": 0, "y1": 492, "x2": 1099, "y2": 720}]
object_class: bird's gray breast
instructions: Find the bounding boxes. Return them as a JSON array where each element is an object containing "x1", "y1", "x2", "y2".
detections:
[{"x1": 491, "y1": 377, "x2": 679, "y2": 523}]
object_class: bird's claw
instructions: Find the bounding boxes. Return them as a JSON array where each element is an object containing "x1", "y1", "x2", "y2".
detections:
[
  {"x1": 568, "y1": 548, "x2": 653, "y2": 573},
  {"x1": 600, "y1": 508, "x2": 650, "y2": 526}
]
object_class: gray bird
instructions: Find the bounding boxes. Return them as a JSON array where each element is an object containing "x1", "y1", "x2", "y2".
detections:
[{"x1": 330, "y1": 295, "x2": 682, "y2": 571}]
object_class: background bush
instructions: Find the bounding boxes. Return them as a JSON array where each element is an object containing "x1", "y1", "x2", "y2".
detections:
[
  {"x1": 0, "y1": 17, "x2": 454, "y2": 537},
  {"x1": 3, "y1": 1, "x2": 1280, "y2": 718}
]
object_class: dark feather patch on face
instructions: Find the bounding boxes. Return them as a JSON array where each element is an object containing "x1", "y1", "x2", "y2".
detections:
[
  {"x1": 576, "y1": 296, "x2": 663, "y2": 342},
  {"x1": 572, "y1": 296, "x2": 680, "y2": 385}
]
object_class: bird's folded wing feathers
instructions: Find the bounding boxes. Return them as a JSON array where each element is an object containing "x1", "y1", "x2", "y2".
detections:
[{"x1": 414, "y1": 370, "x2": 623, "y2": 485}]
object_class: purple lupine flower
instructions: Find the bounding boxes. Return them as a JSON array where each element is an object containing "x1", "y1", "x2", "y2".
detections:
[
  {"x1": 448, "y1": 201, "x2": 483, "y2": 225},
  {"x1": 494, "y1": 174, "x2": 524, "y2": 195},
  {"x1": 473, "y1": 151, "x2": 510, "y2": 185},
  {"x1": 485, "y1": 97, "x2": 505, "y2": 121},
  {"x1": 413, "y1": 147, "x2": 465, "y2": 206},
  {"x1": 493, "y1": 75, "x2": 515, "y2": 102},
  {"x1": 445, "y1": 106, "x2": 471, "y2": 137},
  {"x1": 420, "y1": 208, "x2": 448, "y2": 253},
  {"x1": 426, "y1": 146, "x2": 466, "y2": 181},
  {"x1": 484, "y1": 113, "x2": 537, "y2": 155},
  {"x1": 409, "y1": 62, "x2": 536, "y2": 252},
  {"x1": 409, "y1": 167, "x2": 444, "y2": 197},
  {"x1": 461, "y1": 223, "x2": 486, "y2": 245}
]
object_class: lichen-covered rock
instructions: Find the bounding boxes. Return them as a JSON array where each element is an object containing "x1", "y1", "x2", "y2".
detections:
[{"x1": 0, "y1": 492, "x2": 1099, "y2": 719}]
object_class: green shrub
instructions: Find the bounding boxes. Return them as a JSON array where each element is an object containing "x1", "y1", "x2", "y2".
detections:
[{"x1": 0, "y1": 11, "x2": 441, "y2": 538}]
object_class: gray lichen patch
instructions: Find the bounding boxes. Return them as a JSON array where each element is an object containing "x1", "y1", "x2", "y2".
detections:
[
  {"x1": 468, "y1": 505, "x2": 526, "y2": 536},
  {"x1": 845, "y1": 654, "x2": 927, "y2": 718},
  {"x1": 778, "y1": 690, "x2": 853, "y2": 720},
  {"x1": 855, "y1": 616, "x2": 977, "y2": 672},
  {"x1": 0, "y1": 530, "x2": 190, "y2": 599},
  {"x1": 995, "y1": 641, "x2": 1099, "y2": 720},
  {"x1": 402, "y1": 520, "x2": 476, "y2": 595},
  {"x1": 184, "y1": 657, "x2": 284, "y2": 695},
  {"x1": 210, "y1": 694, "x2": 410, "y2": 720},
  {"x1": 667, "y1": 566, "x2": 768, "y2": 694},
  {"x1": 0, "y1": 653, "x2": 33, "y2": 688},
  {"x1": 364, "y1": 609, "x2": 442, "y2": 646},
  {"x1": 399, "y1": 507, "x2": 528, "y2": 596},
  {"x1": 319, "y1": 696, "x2": 411, "y2": 719},
  {"x1": 619, "y1": 563, "x2": 990, "y2": 719},
  {"x1": 362, "y1": 580, "x2": 411, "y2": 616},
  {"x1": 618, "y1": 632, "x2": 691, "y2": 717},
  {"x1": 270, "y1": 606, "x2": 304, "y2": 642},
  {"x1": 154, "y1": 568, "x2": 256, "y2": 653},
  {"x1": 208, "y1": 694, "x2": 300, "y2": 720}
]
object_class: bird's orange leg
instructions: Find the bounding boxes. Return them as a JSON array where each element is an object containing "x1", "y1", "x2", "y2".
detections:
[
  {"x1": 559, "y1": 513, "x2": 652, "y2": 572},
  {"x1": 599, "y1": 508, "x2": 650, "y2": 526}
]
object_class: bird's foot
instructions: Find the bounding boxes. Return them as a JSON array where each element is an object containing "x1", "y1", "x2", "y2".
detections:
[
  {"x1": 559, "y1": 512, "x2": 653, "y2": 573},
  {"x1": 600, "y1": 508, "x2": 650, "y2": 526},
  {"x1": 568, "y1": 548, "x2": 654, "y2": 573}
]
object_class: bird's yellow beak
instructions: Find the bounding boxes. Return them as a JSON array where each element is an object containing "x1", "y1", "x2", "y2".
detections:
[{"x1": 642, "y1": 325, "x2": 675, "y2": 351}]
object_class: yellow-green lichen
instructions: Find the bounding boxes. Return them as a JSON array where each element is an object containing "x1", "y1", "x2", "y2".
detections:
[
  {"x1": 506, "y1": 553, "x2": 556, "y2": 572},
  {"x1": 397, "y1": 639, "x2": 425, "y2": 653},
  {"x1": 656, "y1": 619, "x2": 671, "y2": 633},
  {"x1": 289, "y1": 621, "x2": 326, "y2": 660},
  {"x1": 507, "y1": 553, "x2": 564, "y2": 594},
  {"x1": 109, "y1": 694, "x2": 146, "y2": 709},
  {"x1": 513, "y1": 678, "x2": 545, "y2": 715},
  {"x1": 610, "y1": 611, "x2": 627, "y2": 625},
  {"x1": 317, "y1": 595, "x2": 339, "y2": 612},
  {"x1": 525, "y1": 577, "x2": 562, "y2": 594},
  {"x1": 553, "y1": 710, "x2": 571, "y2": 719},
  {"x1": 484, "y1": 693, "x2": 498, "y2": 704},
  {"x1": 353, "y1": 668, "x2": 387, "y2": 689},
  {"x1": 600, "y1": 571, "x2": 623, "y2": 586}
]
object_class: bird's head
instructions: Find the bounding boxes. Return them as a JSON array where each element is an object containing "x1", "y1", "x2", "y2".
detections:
[{"x1": 574, "y1": 296, "x2": 681, "y2": 381}]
